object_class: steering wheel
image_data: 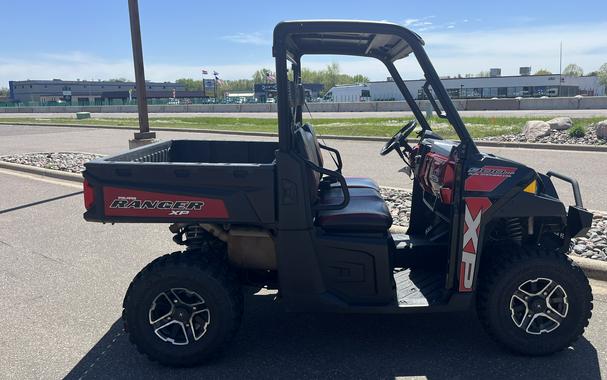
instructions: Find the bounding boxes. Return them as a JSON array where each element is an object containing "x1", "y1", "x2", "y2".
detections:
[{"x1": 380, "y1": 120, "x2": 417, "y2": 156}]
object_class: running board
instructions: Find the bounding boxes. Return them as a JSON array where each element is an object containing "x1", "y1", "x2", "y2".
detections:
[{"x1": 395, "y1": 269, "x2": 447, "y2": 307}]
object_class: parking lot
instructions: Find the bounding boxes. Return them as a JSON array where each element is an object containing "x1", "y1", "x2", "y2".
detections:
[
  {"x1": 1, "y1": 164, "x2": 607, "y2": 379},
  {"x1": 1, "y1": 123, "x2": 607, "y2": 379}
]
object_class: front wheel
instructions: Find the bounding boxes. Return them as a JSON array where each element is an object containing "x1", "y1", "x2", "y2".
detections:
[
  {"x1": 122, "y1": 251, "x2": 243, "y2": 367},
  {"x1": 477, "y1": 246, "x2": 592, "y2": 355}
]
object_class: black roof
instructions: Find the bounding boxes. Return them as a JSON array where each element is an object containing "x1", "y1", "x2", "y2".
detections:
[{"x1": 273, "y1": 20, "x2": 424, "y2": 62}]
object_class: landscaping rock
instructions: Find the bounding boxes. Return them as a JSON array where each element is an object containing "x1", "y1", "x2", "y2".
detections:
[
  {"x1": 546, "y1": 116, "x2": 572, "y2": 130},
  {"x1": 480, "y1": 123, "x2": 607, "y2": 145},
  {"x1": 522, "y1": 120, "x2": 551, "y2": 141},
  {"x1": 596, "y1": 120, "x2": 607, "y2": 140},
  {"x1": 0, "y1": 152, "x2": 102, "y2": 173}
]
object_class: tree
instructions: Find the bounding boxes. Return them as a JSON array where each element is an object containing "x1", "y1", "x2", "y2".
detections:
[
  {"x1": 176, "y1": 78, "x2": 202, "y2": 91},
  {"x1": 477, "y1": 70, "x2": 490, "y2": 77},
  {"x1": 534, "y1": 68, "x2": 552, "y2": 75},
  {"x1": 252, "y1": 68, "x2": 274, "y2": 83},
  {"x1": 107, "y1": 77, "x2": 130, "y2": 82},
  {"x1": 597, "y1": 63, "x2": 607, "y2": 87},
  {"x1": 562, "y1": 64, "x2": 583, "y2": 77},
  {"x1": 0, "y1": 87, "x2": 9, "y2": 97}
]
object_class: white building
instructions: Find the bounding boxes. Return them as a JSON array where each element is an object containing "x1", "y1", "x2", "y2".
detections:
[{"x1": 325, "y1": 74, "x2": 605, "y2": 102}]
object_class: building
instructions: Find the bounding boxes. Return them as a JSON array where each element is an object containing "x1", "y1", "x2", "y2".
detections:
[
  {"x1": 324, "y1": 74, "x2": 605, "y2": 102},
  {"x1": 225, "y1": 92, "x2": 256, "y2": 103},
  {"x1": 254, "y1": 83, "x2": 324, "y2": 102},
  {"x1": 8, "y1": 79, "x2": 188, "y2": 105}
]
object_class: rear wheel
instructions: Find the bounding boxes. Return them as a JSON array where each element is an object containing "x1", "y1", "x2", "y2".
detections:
[
  {"x1": 122, "y1": 251, "x2": 243, "y2": 367},
  {"x1": 477, "y1": 246, "x2": 592, "y2": 355}
]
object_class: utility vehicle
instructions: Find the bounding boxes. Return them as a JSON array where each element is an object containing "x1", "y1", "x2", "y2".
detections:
[{"x1": 82, "y1": 20, "x2": 593, "y2": 367}]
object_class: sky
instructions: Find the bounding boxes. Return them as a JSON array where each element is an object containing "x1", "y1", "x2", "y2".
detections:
[{"x1": 1, "y1": 0, "x2": 606, "y2": 88}]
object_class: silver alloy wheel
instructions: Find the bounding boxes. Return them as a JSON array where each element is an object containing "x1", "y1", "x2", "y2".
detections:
[
  {"x1": 148, "y1": 288, "x2": 211, "y2": 345},
  {"x1": 509, "y1": 277, "x2": 569, "y2": 335}
]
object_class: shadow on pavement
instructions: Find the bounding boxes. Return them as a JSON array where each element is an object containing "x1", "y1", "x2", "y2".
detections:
[
  {"x1": 66, "y1": 292, "x2": 601, "y2": 380},
  {"x1": 0, "y1": 191, "x2": 82, "y2": 215}
]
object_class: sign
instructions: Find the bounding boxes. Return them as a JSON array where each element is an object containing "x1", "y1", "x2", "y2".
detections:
[{"x1": 204, "y1": 79, "x2": 215, "y2": 89}]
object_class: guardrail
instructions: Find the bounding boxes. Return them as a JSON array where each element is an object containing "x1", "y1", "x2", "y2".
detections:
[{"x1": 0, "y1": 96, "x2": 606, "y2": 113}]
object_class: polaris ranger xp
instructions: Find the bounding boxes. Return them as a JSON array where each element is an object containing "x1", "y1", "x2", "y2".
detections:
[{"x1": 82, "y1": 20, "x2": 593, "y2": 367}]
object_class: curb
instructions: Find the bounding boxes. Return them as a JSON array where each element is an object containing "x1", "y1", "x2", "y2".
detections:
[
  {"x1": 0, "y1": 161, "x2": 84, "y2": 183},
  {"x1": 1, "y1": 161, "x2": 606, "y2": 282},
  {"x1": 571, "y1": 256, "x2": 607, "y2": 282},
  {"x1": 2, "y1": 121, "x2": 607, "y2": 152}
]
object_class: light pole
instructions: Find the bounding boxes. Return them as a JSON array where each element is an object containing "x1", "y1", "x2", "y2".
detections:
[{"x1": 128, "y1": 0, "x2": 156, "y2": 147}]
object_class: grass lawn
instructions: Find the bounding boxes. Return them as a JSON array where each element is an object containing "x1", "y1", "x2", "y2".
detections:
[{"x1": 0, "y1": 116, "x2": 603, "y2": 140}]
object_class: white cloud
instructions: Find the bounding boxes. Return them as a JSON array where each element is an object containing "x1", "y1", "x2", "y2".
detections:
[
  {"x1": 1, "y1": 22, "x2": 606, "y2": 88},
  {"x1": 0, "y1": 52, "x2": 273, "y2": 86},
  {"x1": 220, "y1": 32, "x2": 270, "y2": 46}
]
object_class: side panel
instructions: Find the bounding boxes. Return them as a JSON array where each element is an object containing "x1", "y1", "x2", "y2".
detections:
[
  {"x1": 455, "y1": 154, "x2": 534, "y2": 292},
  {"x1": 83, "y1": 163, "x2": 276, "y2": 225},
  {"x1": 316, "y1": 233, "x2": 393, "y2": 305},
  {"x1": 103, "y1": 187, "x2": 228, "y2": 218},
  {"x1": 459, "y1": 197, "x2": 492, "y2": 292}
]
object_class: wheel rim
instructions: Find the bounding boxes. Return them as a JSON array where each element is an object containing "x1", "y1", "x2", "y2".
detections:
[
  {"x1": 509, "y1": 277, "x2": 569, "y2": 335},
  {"x1": 148, "y1": 288, "x2": 210, "y2": 346}
]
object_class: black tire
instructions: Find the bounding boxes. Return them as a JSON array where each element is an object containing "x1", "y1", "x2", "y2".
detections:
[
  {"x1": 122, "y1": 251, "x2": 243, "y2": 367},
  {"x1": 477, "y1": 245, "x2": 592, "y2": 356}
]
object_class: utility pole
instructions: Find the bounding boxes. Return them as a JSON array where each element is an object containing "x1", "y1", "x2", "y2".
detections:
[{"x1": 128, "y1": 0, "x2": 156, "y2": 148}]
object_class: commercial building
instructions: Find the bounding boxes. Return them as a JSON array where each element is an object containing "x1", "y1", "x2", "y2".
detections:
[
  {"x1": 254, "y1": 83, "x2": 324, "y2": 102},
  {"x1": 8, "y1": 79, "x2": 189, "y2": 105},
  {"x1": 325, "y1": 74, "x2": 605, "y2": 102}
]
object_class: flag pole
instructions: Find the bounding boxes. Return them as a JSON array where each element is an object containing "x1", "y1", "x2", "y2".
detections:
[{"x1": 559, "y1": 41, "x2": 563, "y2": 97}]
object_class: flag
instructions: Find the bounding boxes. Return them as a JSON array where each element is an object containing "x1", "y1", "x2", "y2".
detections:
[
  {"x1": 216, "y1": 79, "x2": 224, "y2": 85},
  {"x1": 266, "y1": 71, "x2": 276, "y2": 81},
  {"x1": 202, "y1": 69, "x2": 208, "y2": 75},
  {"x1": 213, "y1": 71, "x2": 219, "y2": 76}
]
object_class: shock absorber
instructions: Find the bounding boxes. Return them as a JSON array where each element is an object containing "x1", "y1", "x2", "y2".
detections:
[{"x1": 505, "y1": 218, "x2": 524, "y2": 245}]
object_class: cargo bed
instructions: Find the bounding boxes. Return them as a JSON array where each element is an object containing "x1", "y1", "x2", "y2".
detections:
[{"x1": 83, "y1": 140, "x2": 278, "y2": 225}]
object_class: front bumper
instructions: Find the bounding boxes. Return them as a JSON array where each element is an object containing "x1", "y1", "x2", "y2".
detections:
[{"x1": 545, "y1": 171, "x2": 593, "y2": 238}]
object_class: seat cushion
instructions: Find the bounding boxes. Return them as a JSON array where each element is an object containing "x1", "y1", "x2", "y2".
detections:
[
  {"x1": 345, "y1": 177, "x2": 380, "y2": 191},
  {"x1": 317, "y1": 188, "x2": 392, "y2": 232},
  {"x1": 320, "y1": 186, "x2": 381, "y2": 203},
  {"x1": 326, "y1": 177, "x2": 380, "y2": 191}
]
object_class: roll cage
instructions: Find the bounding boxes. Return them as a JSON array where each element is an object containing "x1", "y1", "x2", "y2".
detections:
[{"x1": 272, "y1": 20, "x2": 479, "y2": 156}]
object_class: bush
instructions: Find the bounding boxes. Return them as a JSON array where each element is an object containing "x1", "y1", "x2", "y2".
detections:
[{"x1": 568, "y1": 125, "x2": 586, "y2": 138}]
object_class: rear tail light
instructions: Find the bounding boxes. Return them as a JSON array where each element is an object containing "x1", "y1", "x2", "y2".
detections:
[{"x1": 83, "y1": 180, "x2": 95, "y2": 210}]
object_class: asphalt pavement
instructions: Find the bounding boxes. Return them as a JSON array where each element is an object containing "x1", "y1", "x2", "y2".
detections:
[
  {"x1": 1, "y1": 109, "x2": 607, "y2": 119},
  {"x1": 1, "y1": 123, "x2": 606, "y2": 210},
  {"x1": 0, "y1": 169, "x2": 606, "y2": 379}
]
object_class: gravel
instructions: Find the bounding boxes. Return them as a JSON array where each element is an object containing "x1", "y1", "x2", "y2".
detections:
[
  {"x1": 0, "y1": 152, "x2": 102, "y2": 173},
  {"x1": 1, "y1": 152, "x2": 605, "y2": 262},
  {"x1": 480, "y1": 123, "x2": 607, "y2": 145}
]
